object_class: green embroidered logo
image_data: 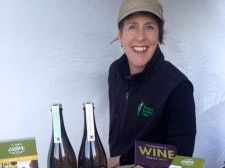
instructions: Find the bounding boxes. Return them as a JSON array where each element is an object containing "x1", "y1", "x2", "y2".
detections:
[{"x1": 137, "y1": 101, "x2": 154, "y2": 117}]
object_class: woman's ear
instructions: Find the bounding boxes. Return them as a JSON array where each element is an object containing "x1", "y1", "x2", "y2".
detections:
[
  {"x1": 117, "y1": 32, "x2": 123, "y2": 47},
  {"x1": 117, "y1": 32, "x2": 121, "y2": 42}
]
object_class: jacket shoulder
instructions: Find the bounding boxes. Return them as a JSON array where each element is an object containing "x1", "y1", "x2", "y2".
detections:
[
  {"x1": 158, "y1": 60, "x2": 193, "y2": 89},
  {"x1": 108, "y1": 55, "x2": 127, "y2": 82}
]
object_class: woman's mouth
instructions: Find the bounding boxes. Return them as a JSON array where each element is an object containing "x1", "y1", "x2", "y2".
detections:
[{"x1": 132, "y1": 46, "x2": 148, "y2": 52}]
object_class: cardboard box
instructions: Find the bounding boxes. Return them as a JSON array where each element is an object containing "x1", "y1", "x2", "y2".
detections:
[{"x1": 0, "y1": 137, "x2": 38, "y2": 168}]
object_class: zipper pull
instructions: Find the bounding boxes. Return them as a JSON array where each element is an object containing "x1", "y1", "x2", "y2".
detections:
[{"x1": 126, "y1": 92, "x2": 129, "y2": 100}]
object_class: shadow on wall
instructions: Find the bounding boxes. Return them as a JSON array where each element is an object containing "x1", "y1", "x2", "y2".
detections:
[{"x1": 195, "y1": 101, "x2": 225, "y2": 168}]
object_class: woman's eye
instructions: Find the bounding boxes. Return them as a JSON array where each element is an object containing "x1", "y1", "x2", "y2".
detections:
[
  {"x1": 145, "y1": 25, "x2": 154, "y2": 30},
  {"x1": 128, "y1": 25, "x2": 136, "y2": 30}
]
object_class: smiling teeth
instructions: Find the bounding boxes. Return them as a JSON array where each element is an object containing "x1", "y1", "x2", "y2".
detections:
[{"x1": 133, "y1": 47, "x2": 147, "y2": 52}]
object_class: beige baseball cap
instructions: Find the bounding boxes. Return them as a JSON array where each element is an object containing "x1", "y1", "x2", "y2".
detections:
[{"x1": 118, "y1": 0, "x2": 164, "y2": 25}]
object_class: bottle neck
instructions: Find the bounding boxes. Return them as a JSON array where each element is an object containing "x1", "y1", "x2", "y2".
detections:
[
  {"x1": 51, "y1": 106, "x2": 67, "y2": 143},
  {"x1": 83, "y1": 103, "x2": 97, "y2": 142}
]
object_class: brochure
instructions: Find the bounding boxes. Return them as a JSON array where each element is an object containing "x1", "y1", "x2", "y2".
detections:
[{"x1": 135, "y1": 141, "x2": 177, "y2": 168}]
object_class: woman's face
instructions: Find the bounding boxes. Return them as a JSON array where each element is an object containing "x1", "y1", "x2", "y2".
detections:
[{"x1": 118, "y1": 12, "x2": 159, "y2": 74}]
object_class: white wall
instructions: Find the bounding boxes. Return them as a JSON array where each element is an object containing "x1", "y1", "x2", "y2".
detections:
[{"x1": 0, "y1": 0, "x2": 224, "y2": 168}]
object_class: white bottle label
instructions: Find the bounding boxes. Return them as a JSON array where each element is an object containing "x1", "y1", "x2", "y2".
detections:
[
  {"x1": 85, "y1": 103, "x2": 95, "y2": 141},
  {"x1": 52, "y1": 105, "x2": 62, "y2": 143}
]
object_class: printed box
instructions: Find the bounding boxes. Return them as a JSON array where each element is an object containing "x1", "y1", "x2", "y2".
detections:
[
  {"x1": 135, "y1": 141, "x2": 177, "y2": 168},
  {"x1": 0, "y1": 137, "x2": 38, "y2": 168},
  {"x1": 169, "y1": 155, "x2": 205, "y2": 168}
]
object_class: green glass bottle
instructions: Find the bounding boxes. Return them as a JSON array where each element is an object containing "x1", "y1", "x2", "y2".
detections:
[
  {"x1": 78, "y1": 102, "x2": 107, "y2": 168},
  {"x1": 48, "y1": 103, "x2": 77, "y2": 168}
]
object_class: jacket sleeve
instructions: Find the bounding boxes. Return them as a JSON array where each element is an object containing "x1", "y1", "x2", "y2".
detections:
[
  {"x1": 164, "y1": 81, "x2": 196, "y2": 156},
  {"x1": 108, "y1": 64, "x2": 114, "y2": 101}
]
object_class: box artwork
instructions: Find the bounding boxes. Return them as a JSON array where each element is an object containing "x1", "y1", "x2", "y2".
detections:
[{"x1": 0, "y1": 137, "x2": 38, "y2": 168}]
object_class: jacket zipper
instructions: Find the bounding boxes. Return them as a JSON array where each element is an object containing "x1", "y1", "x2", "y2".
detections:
[{"x1": 120, "y1": 88, "x2": 131, "y2": 152}]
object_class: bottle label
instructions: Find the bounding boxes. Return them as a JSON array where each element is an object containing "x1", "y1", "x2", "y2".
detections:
[
  {"x1": 52, "y1": 105, "x2": 62, "y2": 143},
  {"x1": 85, "y1": 103, "x2": 95, "y2": 141}
]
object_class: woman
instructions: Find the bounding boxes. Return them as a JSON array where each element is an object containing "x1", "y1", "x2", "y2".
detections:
[{"x1": 107, "y1": 0, "x2": 196, "y2": 167}]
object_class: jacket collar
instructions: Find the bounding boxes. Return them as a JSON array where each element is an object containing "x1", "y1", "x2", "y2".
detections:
[{"x1": 118, "y1": 47, "x2": 164, "y2": 86}]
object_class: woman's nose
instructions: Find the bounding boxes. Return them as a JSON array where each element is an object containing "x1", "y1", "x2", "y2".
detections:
[{"x1": 136, "y1": 29, "x2": 146, "y2": 41}]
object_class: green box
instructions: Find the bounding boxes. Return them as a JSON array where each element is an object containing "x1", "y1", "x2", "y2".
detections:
[
  {"x1": 0, "y1": 137, "x2": 38, "y2": 168},
  {"x1": 170, "y1": 155, "x2": 205, "y2": 168}
]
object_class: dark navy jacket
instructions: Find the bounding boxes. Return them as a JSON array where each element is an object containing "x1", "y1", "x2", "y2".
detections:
[{"x1": 108, "y1": 47, "x2": 196, "y2": 165}]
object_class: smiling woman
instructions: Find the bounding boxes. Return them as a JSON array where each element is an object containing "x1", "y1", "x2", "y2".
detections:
[
  {"x1": 107, "y1": 0, "x2": 196, "y2": 167},
  {"x1": 118, "y1": 12, "x2": 160, "y2": 75}
]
